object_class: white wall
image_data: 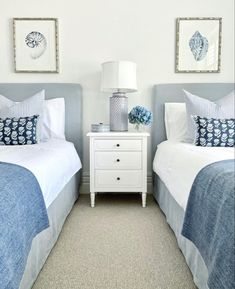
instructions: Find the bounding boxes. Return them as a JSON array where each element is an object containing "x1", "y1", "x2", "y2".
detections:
[{"x1": 0, "y1": 0, "x2": 234, "y2": 187}]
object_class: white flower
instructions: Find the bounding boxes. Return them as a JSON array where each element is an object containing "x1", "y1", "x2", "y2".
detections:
[{"x1": 207, "y1": 123, "x2": 214, "y2": 132}]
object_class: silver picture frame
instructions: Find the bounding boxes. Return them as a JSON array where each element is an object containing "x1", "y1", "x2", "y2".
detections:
[
  {"x1": 13, "y1": 18, "x2": 59, "y2": 73},
  {"x1": 175, "y1": 17, "x2": 222, "y2": 73}
]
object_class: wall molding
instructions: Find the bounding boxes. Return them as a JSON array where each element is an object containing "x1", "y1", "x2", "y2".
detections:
[{"x1": 79, "y1": 172, "x2": 153, "y2": 194}]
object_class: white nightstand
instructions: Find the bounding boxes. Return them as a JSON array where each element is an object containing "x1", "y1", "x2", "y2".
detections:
[{"x1": 87, "y1": 132, "x2": 150, "y2": 208}]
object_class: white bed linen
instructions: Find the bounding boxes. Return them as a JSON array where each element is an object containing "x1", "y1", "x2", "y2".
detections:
[
  {"x1": 0, "y1": 139, "x2": 82, "y2": 208},
  {"x1": 153, "y1": 141, "x2": 234, "y2": 210}
]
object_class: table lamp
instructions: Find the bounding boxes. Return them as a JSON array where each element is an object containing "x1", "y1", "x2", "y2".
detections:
[{"x1": 101, "y1": 61, "x2": 137, "y2": 131}]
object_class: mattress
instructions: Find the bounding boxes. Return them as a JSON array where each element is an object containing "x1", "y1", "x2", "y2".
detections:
[
  {"x1": 153, "y1": 141, "x2": 234, "y2": 210},
  {"x1": 0, "y1": 138, "x2": 82, "y2": 208}
]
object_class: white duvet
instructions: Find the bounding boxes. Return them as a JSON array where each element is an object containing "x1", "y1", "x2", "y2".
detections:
[
  {"x1": 153, "y1": 141, "x2": 234, "y2": 210},
  {"x1": 0, "y1": 139, "x2": 82, "y2": 208}
]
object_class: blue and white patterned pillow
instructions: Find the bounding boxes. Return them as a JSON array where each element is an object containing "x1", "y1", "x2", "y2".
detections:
[
  {"x1": 0, "y1": 115, "x2": 39, "y2": 145},
  {"x1": 192, "y1": 116, "x2": 235, "y2": 147}
]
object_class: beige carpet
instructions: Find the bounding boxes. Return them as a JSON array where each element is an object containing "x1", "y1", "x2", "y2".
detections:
[{"x1": 32, "y1": 194, "x2": 197, "y2": 289}]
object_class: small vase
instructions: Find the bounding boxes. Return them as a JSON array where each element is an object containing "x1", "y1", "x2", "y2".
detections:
[{"x1": 134, "y1": 124, "x2": 144, "y2": 132}]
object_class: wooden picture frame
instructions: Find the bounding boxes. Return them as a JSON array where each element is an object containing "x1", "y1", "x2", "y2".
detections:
[
  {"x1": 176, "y1": 17, "x2": 222, "y2": 73},
  {"x1": 13, "y1": 18, "x2": 59, "y2": 73}
]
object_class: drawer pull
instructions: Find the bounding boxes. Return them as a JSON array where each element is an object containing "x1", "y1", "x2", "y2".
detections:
[
  {"x1": 117, "y1": 177, "x2": 120, "y2": 180},
  {"x1": 116, "y1": 159, "x2": 120, "y2": 162},
  {"x1": 116, "y1": 144, "x2": 120, "y2": 147}
]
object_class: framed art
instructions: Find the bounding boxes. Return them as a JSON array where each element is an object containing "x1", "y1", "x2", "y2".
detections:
[
  {"x1": 13, "y1": 18, "x2": 59, "y2": 73},
  {"x1": 176, "y1": 17, "x2": 222, "y2": 73}
]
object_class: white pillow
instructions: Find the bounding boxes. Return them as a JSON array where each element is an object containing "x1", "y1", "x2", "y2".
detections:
[
  {"x1": 0, "y1": 90, "x2": 45, "y2": 141},
  {"x1": 0, "y1": 90, "x2": 45, "y2": 118},
  {"x1": 184, "y1": 89, "x2": 235, "y2": 143},
  {"x1": 42, "y1": 98, "x2": 65, "y2": 140},
  {"x1": 164, "y1": 103, "x2": 187, "y2": 142},
  {"x1": 0, "y1": 93, "x2": 65, "y2": 141}
]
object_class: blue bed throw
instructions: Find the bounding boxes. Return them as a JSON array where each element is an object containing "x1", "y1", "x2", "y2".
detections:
[
  {"x1": 0, "y1": 162, "x2": 49, "y2": 289},
  {"x1": 182, "y1": 159, "x2": 235, "y2": 289}
]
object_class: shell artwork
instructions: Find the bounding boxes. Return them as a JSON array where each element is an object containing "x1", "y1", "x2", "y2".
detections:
[
  {"x1": 25, "y1": 31, "x2": 47, "y2": 59},
  {"x1": 189, "y1": 31, "x2": 208, "y2": 61}
]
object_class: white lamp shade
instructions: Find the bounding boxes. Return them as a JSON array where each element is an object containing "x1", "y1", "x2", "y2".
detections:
[{"x1": 101, "y1": 61, "x2": 137, "y2": 93}]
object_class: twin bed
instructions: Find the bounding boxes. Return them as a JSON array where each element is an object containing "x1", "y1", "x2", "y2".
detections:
[
  {"x1": 0, "y1": 83, "x2": 82, "y2": 289},
  {"x1": 152, "y1": 83, "x2": 234, "y2": 289},
  {"x1": 0, "y1": 83, "x2": 234, "y2": 289}
]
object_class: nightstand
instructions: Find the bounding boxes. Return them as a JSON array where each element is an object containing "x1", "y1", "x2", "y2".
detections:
[{"x1": 87, "y1": 132, "x2": 150, "y2": 207}]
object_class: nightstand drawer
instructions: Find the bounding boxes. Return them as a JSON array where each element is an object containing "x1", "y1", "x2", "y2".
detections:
[
  {"x1": 95, "y1": 170, "x2": 142, "y2": 188},
  {"x1": 94, "y1": 139, "x2": 142, "y2": 151},
  {"x1": 95, "y1": 152, "x2": 142, "y2": 169}
]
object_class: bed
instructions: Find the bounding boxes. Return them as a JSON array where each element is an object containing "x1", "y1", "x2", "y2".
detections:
[
  {"x1": 0, "y1": 83, "x2": 82, "y2": 289},
  {"x1": 152, "y1": 83, "x2": 234, "y2": 289}
]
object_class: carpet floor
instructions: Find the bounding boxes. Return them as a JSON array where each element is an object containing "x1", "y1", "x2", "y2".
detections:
[{"x1": 32, "y1": 194, "x2": 197, "y2": 289}]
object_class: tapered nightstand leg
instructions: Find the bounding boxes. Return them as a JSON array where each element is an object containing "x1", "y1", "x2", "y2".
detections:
[
  {"x1": 142, "y1": 192, "x2": 147, "y2": 207},
  {"x1": 90, "y1": 192, "x2": 95, "y2": 208}
]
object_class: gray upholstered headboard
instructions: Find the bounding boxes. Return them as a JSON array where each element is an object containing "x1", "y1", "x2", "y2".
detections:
[
  {"x1": 152, "y1": 83, "x2": 234, "y2": 156},
  {"x1": 0, "y1": 83, "x2": 82, "y2": 158}
]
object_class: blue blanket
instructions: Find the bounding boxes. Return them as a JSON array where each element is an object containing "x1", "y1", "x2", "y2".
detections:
[
  {"x1": 0, "y1": 162, "x2": 49, "y2": 289},
  {"x1": 182, "y1": 159, "x2": 235, "y2": 289}
]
